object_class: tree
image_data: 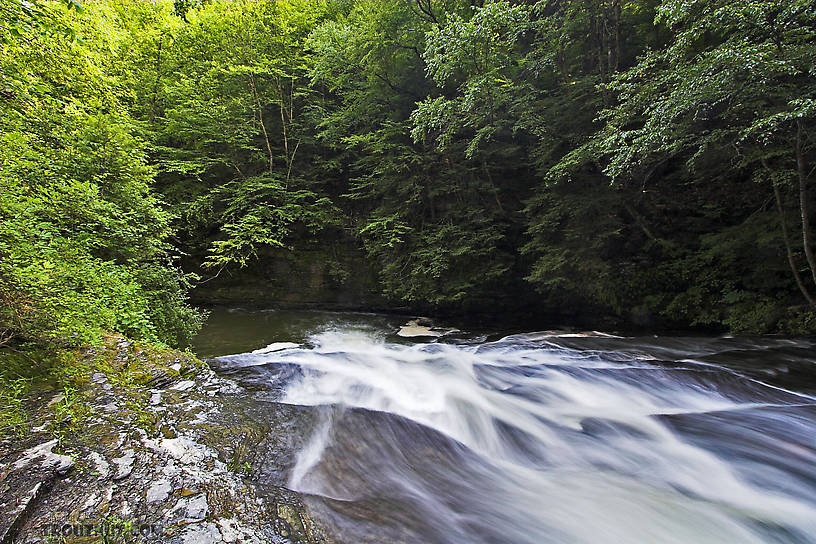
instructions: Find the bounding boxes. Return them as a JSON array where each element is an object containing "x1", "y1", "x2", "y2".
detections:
[
  {"x1": 0, "y1": 0, "x2": 202, "y2": 347},
  {"x1": 543, "y1": 0, "x2": 816, "y2": 329},
  {"x1": 307, "y1": 0, "x2": 519, "y2": 307}
]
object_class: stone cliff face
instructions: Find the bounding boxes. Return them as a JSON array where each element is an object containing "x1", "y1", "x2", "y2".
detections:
[
  {"x1": 189, "y1": 241, "x2": 388, "y2": 310},
  {"x1": 185, "y1": 239, "x2": 626, "y2": 330}
]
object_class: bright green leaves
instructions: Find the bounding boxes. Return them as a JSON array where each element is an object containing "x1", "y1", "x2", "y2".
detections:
[
  {"x1": 137, "y1": 0, "x2": 339, "y2": 275},
  {"x1": 0, "y1": 1, "x2": 203, "y2": 347},
  {"x1": 304, "y1": 1, "x2": 519, "y2": 307},
  {"x1": 189, "y1": 175, "x2": 341, "y2": 269},
  {"x1": 413, "y1": 0, "x2": 530, "y2": 158},
  {"x1": 409, "y1": 96, "x2": 458, "y2": 149},
  {"x1": 3, "y1": 0, "x2": 812, "y2": 336},
  {"x1": 0, "y1": 0, "x2": 80, "y2": 46},
  {"x1": 358, "y1": 216, "x2": 413, "y2": 249},
  {"x1": 1, "y1": 163, "x2": 153, "y2": 345},
  {"x1": 594, "y1": 0, "x2": 816, "y2": 181},
  {"x1": 516, "y1": 0, "x2": 816, "y2": 331},
  {"x1": 423, "y1": 1, "x2": 529, "y2": 87}
]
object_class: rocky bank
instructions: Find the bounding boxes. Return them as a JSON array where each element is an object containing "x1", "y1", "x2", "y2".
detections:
[{"x1": 0, "y1": 337, "x2": 331, "y2": 544}]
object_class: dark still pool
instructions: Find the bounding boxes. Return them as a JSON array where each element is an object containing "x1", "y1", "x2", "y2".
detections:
[{"x1": 194, "y1": 308, "x2": 816, "y2": 544}]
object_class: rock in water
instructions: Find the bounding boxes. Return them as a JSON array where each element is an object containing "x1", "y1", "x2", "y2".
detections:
[
  {"x1": 396, "y1": 318, "x2": 459, "y2": 338},
  {"x1": 251, "y1": 342, "x2": 300, "y2": 354}
]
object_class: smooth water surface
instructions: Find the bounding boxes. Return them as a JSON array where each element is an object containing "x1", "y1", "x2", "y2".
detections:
[{"x1": 194, "y1": 308, "x2": 816, "y2": 544}]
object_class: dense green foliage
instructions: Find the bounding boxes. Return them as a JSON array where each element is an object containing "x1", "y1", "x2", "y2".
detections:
[
  {"x1": 2, "y1": 0, "x2": 815, "y2": 334},
  {"x1": 1, "y1": 0, "x2": 202, "y2": 348}
]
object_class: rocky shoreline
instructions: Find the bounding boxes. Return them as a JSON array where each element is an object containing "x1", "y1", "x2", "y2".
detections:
[{"x1": 0, "y1": 337, "x2": 330, "y2": 544}]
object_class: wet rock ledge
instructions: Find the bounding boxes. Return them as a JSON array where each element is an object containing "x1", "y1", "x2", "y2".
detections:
[{"x1": 0, "y1": 337, "x2": 331, "y2": 544}]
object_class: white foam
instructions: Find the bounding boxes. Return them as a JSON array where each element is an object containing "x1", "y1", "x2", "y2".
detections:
[{"x1": 254, "y1": 330, "x2": 816, "y2": 543}]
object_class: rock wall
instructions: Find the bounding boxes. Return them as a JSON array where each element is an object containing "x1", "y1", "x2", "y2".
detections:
[{"x1": 189, "y1": 240, "x2": 388, "y2": 310}]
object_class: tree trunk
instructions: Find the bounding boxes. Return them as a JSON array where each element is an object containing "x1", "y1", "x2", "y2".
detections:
[
  {"x1": 557, "y1": 46, "x2": 568, "y2": 83},
  {"x1": 613, "y1": 0, "x2": 621, "y2": 71},
  {"x1": 285, "y1": 139, "x2": 300, "y2": 186},
  {"x1": 795, "y1": 119, "x2": 816, "y2": 287},
  {"x1": 590, "y1": 4, "x2": 610, "y2": 106},
  {"x1": 482, "y1": 161, "x2": 504, "y2": 213},
  {"x1": 249, "y1": 72, "x2": 274, "y2": 172},
  {"x1": 774, "y1": 183, "x2": 815, "y2": 305},
  {"x1": 276, "y1": 76, "x2": 290, "y2": 185}
]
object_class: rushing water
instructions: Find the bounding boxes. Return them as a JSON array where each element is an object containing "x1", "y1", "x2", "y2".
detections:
[{"x1": 196, "y1": 309, "x2": 816, "y2": 544}]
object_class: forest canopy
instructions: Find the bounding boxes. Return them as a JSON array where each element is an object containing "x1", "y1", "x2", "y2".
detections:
[{"x1": 2, "y1": 0, "x2": 816, "y2": 349}]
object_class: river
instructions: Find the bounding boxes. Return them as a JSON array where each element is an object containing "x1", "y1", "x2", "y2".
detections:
[{"x1": 193, "y1": 308, "x2": 816, "y2": 544}]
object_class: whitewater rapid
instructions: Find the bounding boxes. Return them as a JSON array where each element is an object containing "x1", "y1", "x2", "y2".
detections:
[{"x1": 214, "y1": 327, "x2": 816, "y2": 544}]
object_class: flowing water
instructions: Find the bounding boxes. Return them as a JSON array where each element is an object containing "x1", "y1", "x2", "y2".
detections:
[{"x1": 195, "y1": 308, "x2": 816, "y2": 544}]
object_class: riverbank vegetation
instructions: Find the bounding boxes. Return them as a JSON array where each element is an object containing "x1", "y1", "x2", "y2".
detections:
[{"x1": 2, "y1": 0, "x2": 815, "y2": 374}]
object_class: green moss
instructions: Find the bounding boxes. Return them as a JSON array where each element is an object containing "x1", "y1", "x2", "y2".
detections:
[
  {"x1": 0, "y1": 374, "x2": 29, "y2": 438},
  {"x1": 0, "y1": 335, "x2": 204, "y2": 441},
  {"x1": 50, "y1": 385, "x2": 91, "y2": 445}
]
